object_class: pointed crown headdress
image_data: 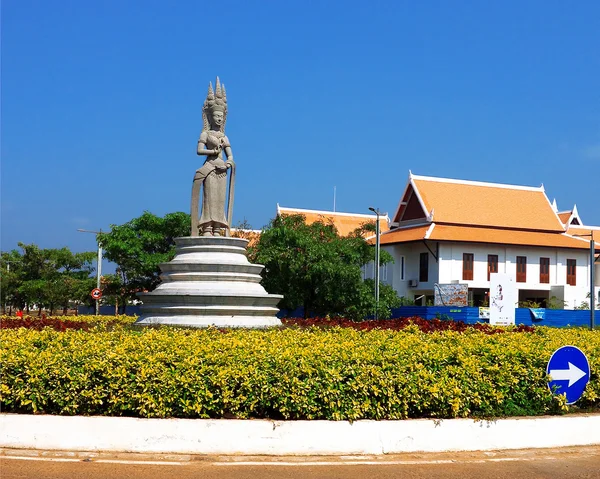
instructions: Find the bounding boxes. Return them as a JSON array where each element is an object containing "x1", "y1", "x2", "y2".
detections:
[{"x1": 202, "y1": 77, "x2": 227, "y2": 132}]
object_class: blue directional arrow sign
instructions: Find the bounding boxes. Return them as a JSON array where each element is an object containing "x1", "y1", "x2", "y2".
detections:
[{"x1": 547, "y1": 346, "x2": 590, "y2": 405}]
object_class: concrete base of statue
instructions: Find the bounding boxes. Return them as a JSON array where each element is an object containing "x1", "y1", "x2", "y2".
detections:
[{"x1": 135, "y1": 236, "x2": 283, "y2": 328}]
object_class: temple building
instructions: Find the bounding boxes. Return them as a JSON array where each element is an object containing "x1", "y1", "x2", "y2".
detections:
[{"x1": 371, "y1": 172, "x2": 599, "y2": 308}]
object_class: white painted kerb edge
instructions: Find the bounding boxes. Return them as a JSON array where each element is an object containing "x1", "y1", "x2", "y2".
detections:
[{"x1": 1, "y1": 414, "x2": 598, "y2": 455}]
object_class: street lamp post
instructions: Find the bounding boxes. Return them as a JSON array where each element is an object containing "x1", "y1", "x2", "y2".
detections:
[
  {"x1": 2, "y1": 259, "x2": 17, "y2": 314},
  {"x1": 77, "y1": 228, "x2": 104, "y2": 316},
  {"x1": 591, "y1": 238, "x2": 596, "y2": 330},
  {"x1": 369, "y1": 207, "x2": 381, "y2": 320},
  {"x1": 573, "y1": 233, "x2": 596, "y2": 330}
]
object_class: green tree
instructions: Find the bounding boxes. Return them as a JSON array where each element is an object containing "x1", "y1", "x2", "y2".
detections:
[
  {"x1": 2, "y1": 244, "x2": 95, "y2": 315},
  {"x1": 250, "y1": 214, "x2": 399, "y2": 319},
  {"x1": 576, "y1": 293, "x2": 599, "y2": 310},
  {"x1": 1, "y1": 249, "x2": 25, "y2": 313},
  {"x1": 546, "y1": 296, "x2": 567, "y2": 309},
  {"x1": 345, "y1": 279, "x2": 402, "y2": 320},
  {"x1": 97, "y1": 211, "x2": 190, "y2": 306},
  {"x1": 100, "y1": 271, "x2": 130, "y2": 315}
]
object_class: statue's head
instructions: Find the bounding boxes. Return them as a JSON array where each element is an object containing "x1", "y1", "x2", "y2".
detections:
[
  {"x1": 211, "y1": 109, "x2": 224, "y2": 127},
  {"x1": 203, "y1": 77, "x2": 227, "y2": 131}
]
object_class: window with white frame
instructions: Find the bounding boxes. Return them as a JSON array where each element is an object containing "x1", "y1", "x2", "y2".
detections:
[{"x1": 381, "y1": 263, "x2": 387, "y2": 282}]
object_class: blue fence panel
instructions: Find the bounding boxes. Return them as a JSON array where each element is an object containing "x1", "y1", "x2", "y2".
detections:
[
  {"x1": 541, "y1": 309, "x2": 596, "y2": 328},
  {"x1": 391, "y1": 306, "x2": 597, "y2": 328},
  {"x1": 77, "y1": 305, "x2": 141, "y2": 316},
  {"x1": 391, "y1": 306, "x2": 480, "y2": 322}
]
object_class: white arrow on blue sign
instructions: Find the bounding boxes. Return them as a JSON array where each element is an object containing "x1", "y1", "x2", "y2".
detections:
[{"x1": 546, "y1": 345, "x2": 590, "y2": 405}]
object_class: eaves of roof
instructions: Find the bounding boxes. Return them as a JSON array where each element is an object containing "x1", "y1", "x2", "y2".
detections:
[{"x1": 375, "y1": 223, "x2": 593, "y2": 250}]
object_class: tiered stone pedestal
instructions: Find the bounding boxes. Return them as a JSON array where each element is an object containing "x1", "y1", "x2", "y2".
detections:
[{"x1": 135, "y1": 236, "x2": 282, "y2": 328}]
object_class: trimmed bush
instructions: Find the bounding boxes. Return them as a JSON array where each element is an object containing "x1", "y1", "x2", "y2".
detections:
[{"x1": 1, "y1": 325, "x2": 598, "y2": 420}]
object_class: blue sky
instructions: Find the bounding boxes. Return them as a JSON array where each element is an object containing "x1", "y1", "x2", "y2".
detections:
[{"x1": 2, "y1": 0, "x2": 599, "y2": 259}]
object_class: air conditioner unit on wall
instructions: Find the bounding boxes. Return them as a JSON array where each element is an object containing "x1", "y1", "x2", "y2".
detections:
[{"x1": 408, "y1": 279, "x2": 418, "y2": 287}]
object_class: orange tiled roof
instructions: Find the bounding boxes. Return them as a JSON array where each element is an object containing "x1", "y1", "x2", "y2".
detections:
[
  {"x1": 558, "y1": 212, "x2": 572, "y2": 224},
  {"x1": 376, "y1": 225, "x2": 431, "y2": 245},
  {"x1": 278, "y1": 206, "x2": 389, "y2": 237},
  {"x1": 430, "y1": 225, "x2": 590, "y2": 250},
  {"x1": 402, "y1": 175, "x2": 565, "y2": 232},
  {"x1": 566, "y1": 226, "x2": 600, "y2": 244},
  {"x1": 230, "y1": 229, "x2": 261, "y2": 247},
  {"x1": 375, "y1": 223, "x2": 593, "y2": 250}
]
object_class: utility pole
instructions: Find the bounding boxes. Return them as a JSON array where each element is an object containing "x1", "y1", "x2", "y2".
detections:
[
  {"x1": 369, "y1": 207, "x2": 381, "y2": 320},
  {"x1": 77, "y1": 229, "x2": 104, "y2": 315},
  {"x1": 591, "y1": 238, "x2": 596, "y2": 329},
  {"x1": 1, "y1": 258, "x2": 16, "y2": 314},
  {"x1": 573, "y1": 233, "x2": 597, "y2": 330},
  {"x1": 333, "y1": 186, "x2": 336, "y2": 212}
]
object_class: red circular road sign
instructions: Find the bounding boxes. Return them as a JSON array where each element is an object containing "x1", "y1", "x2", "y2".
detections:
[{"x1": 90, "y1": 288, "x2": 102, "y2": 300}]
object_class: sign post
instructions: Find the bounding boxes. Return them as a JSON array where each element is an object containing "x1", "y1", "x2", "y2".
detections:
[
  {"x1": 90, "y1": 288, "x2": 103, "y2": 301},
  {"x1": 591, "y1": 238, "x2": 595, "y2": 330},
  {"x1": 547, "y1": 346, "x2": 590, "y2": 405},
  {"x1": 489, "y1": 273, "x2": 516, "y2": 326},
  {"x1": 77, "y1": 228, "x2": 106, "y2": 316}
]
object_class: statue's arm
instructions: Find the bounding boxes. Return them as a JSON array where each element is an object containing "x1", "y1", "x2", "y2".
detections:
[
  {"x1": 197, "y1": 131, "x2": 219, "y2": 156},
  {"x1": 224, "y1": 146, "x2": 235, "y2": 167},
  {"x1": 223, "y1": 136, "x2": 234, "y2": 167}
]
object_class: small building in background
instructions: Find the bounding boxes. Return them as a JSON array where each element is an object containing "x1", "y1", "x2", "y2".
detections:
[{"x1": 276, "y1": 205, "x2": 389, "y2": 238}]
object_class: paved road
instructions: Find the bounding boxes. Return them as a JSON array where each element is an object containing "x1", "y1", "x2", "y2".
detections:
[{"x1": 2, "y1": 447, "x2": 599, "y2": 479}]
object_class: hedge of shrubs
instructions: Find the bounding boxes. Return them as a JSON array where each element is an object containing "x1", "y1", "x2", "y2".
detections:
[
  {"x1": 1, "y1": 317, "x2": 598, "y2": 420},
  {"x1": 1, "y1": 314, "x2": 535, "y2": 333},
  {"x1": 1, "y1": 315, "x2": 133, "y2": 331}
]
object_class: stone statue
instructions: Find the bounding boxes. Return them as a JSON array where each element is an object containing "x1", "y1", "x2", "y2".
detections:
[{"x1": 191, "y1": 77, "x2": 235, "y2": 236}]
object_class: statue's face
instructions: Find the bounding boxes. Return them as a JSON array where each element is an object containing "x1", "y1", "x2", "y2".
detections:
[{"x1": 212, "y1": 111, "x2": 224, "y2": 126}]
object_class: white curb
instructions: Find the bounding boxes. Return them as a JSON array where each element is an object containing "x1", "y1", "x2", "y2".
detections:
[{"x1": 1, "y1": 413, "x2": 599, "y2": 455}]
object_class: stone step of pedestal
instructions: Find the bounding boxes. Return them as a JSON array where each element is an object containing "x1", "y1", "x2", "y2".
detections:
[
  {"x1": 175, "y1": 236, "x2": 249, "y2": 250},
  {"x1": 160, "y1": 262, "x2": 264, "y2": 275},
  {"x1": 139, "y1": 292, "x2": 282, "y2": 308},
  {"x1": 160, "y1": 272, "x2": 263, "y2": 283},
  {"x1": 169, "y1": 253, "x2": 251, "y2": 265},
  {"x1": 173, "y1": 237, "x2": 250, "y2": 261},
  {"x1": 176, "y1": 243, "x2": 248, "y2": 255},
  {"x1": 138, "y1": 304, "x2": 280, "y2": 316},
  {"x1": 135, "y1": 315, "x2": 282, "y2": 328},
  {"x1": 148, "y1": 281, "x2": 271, "y2": 295}
]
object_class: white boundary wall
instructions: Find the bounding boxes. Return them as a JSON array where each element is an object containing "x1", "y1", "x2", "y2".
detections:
[{"x1": 1, "y1": 414, "x2": 599, "y2": 455}]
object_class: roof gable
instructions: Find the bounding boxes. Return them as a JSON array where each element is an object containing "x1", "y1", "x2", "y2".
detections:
[
  {"x1": 558, "y1": 204, "x2": 582, "y2": 226},
  {"x1": 393, "y1": 183, "x2": 428, "y2": 223},
  {"x1": 558, "y1": 212, "x2": 572, "y2": 223}
]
